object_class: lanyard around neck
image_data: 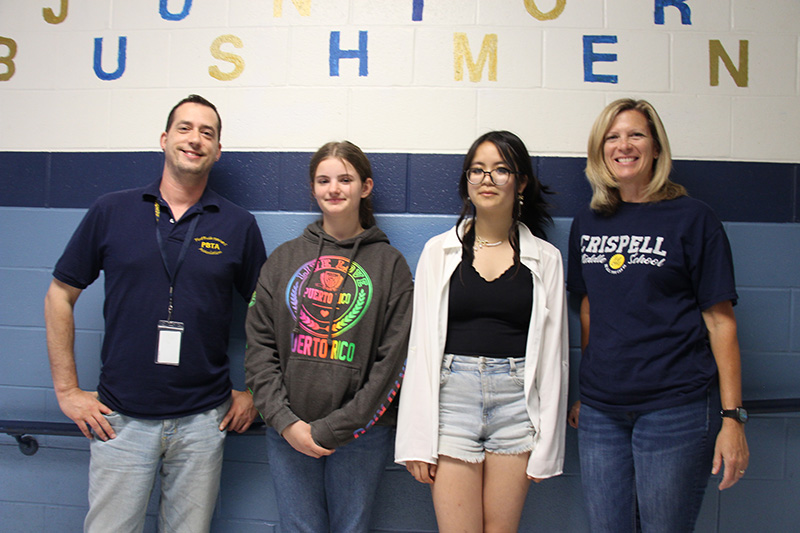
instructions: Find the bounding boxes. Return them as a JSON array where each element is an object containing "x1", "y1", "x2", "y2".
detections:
[{"x1": 154, "y1": 202, "x2": 200, "y2": 320}]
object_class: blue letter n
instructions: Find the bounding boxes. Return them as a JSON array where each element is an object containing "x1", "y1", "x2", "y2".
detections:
[{"x1": 654, "y1": 0, "x2": 691, "y2": 25}]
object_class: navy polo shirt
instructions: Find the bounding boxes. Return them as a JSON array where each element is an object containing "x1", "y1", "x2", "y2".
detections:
[{"x1": 54, "y1": 180, "x2": 267, "y2": 419}]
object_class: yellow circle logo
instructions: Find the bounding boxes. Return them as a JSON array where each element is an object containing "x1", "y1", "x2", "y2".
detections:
[{"x1": 609, "y1": 254, "x2": 625, "y2": 270}]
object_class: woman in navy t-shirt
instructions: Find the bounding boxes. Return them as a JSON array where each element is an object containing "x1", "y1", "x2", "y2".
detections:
[{"x1": 567, "y1": 99, "x2": 749, "y2": 533}]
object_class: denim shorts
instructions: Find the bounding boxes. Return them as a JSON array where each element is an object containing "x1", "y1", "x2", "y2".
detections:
[{"x1": 437, "y1": 354, "x2": 534, "y2": 463}]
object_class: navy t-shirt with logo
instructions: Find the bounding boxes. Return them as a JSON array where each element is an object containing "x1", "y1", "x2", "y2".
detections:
[
  {"x1": 567, "y1": 196, "x2": 737, "y2": 411},
  {"x1": 53, "y1": 180, "x2": 267, "y2": 419}
]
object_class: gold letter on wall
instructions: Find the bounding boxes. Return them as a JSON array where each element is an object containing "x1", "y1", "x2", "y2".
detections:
[
  {"x1": 524, "y1": 0, "x2": 566, "y2": 21},
  {"x1": 43, "y1": 0, "x2": 68, "y2": 24},
  {"x1": 709, "y1": 39, "x2": 749, "y2": 87},
  {"x1": 454, "y1": 33, "x2": 497, "y2": 82},
  {"x1": 274, "y1": 0, "x2": 311, "y2": 17},
  {"x1": 0, "y1": 36, "x2": 17, "y2": 81},
  {"x1": 209, "y1": 35, "x2": 245, "y2": 81}
]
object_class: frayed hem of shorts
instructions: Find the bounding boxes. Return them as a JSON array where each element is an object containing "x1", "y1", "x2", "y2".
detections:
[
  {"x1": 438, "y1": 443, "x2": 534, "y2": 464},
  {"x1": 486, "y1": 442, "x2": 535, "y2": 457},
  {"x1": 438, "y1": 452, "x2": 486, "y2": 464}
]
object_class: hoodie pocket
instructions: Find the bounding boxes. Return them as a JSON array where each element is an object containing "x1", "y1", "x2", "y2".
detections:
[{"x1": 285, "y1": 356, "x2": 361, "y2": 422}]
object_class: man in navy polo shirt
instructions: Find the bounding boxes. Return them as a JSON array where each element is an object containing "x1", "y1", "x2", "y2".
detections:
[{"x1": 44, "y1": 94, "x2": 267, "y2": 532}]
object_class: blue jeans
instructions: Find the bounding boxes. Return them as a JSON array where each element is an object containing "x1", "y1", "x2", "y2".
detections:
[
  {"x1": 578, "y1": 388, "x2": 721, "y2": 533},
  {"x1": 266, "y1": 425, "x2": 393, "y2": 533},
  {"x1": 85, "y1": 401, "x2": 229, "y2": 533}
]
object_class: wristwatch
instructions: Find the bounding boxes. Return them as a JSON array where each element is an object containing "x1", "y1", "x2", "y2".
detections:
[{"x1": 721, "y1": 407, "x2": 749, "y2": 424}]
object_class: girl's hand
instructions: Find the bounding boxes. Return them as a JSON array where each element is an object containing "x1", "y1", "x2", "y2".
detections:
[
  {"x1": 282, "y1": 421, "x2": 334, "y2": 458},
  {"x1": 406, "y1": 460, "x2": 437, "y2": 484}
]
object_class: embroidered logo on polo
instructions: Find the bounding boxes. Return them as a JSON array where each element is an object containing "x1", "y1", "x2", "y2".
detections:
[
  {"x1": 286, "y1": 255, "x2": 373, "y2": 361},
  {"x1": 579, "y1": 234, "x2": 668, "y2": 275},
  {"x1": 195, "y1": 235, "x2": 227, "y2": 255}
]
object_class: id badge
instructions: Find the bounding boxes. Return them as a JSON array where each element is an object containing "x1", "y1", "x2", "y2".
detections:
[{"x1": 156, "y1": 320, "x2": 184, "y2": 366}]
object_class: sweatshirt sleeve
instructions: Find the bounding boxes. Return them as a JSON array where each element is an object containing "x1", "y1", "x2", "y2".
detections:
[
  {"x1": 527, "y1": 244, "x2": 569, "y2": 479},
  {"x1": 245, "y1": 259, "x2": 300, "y2": 435},
  {"x1": 310, "y1": 254, "x2": 414, "y2": 449}
]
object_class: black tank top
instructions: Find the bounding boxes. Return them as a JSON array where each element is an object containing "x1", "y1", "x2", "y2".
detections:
[{"x1": 444, "y1": 259, "x2": 533, "y2": 357}]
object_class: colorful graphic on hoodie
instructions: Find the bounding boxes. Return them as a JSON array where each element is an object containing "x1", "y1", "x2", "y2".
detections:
[{"x1": 286, "y1": 255, "x2": 373, "y2": 361}]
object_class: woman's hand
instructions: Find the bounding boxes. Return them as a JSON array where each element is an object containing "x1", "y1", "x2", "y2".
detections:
[
  {"x1": 568, "y1": 401, "x2": 581, "y2": 429},
  {"x1": 713, "y1": 419, "x2": 749, "y2": 490},
  {"x1": 406, "y1": 460, "x2": 437, "y2": 484},
  {"x1": 282, "y1": 420, "x2": 334, "y2": 459},
  {"x1": 702, "y1": 301, "x2": 749, "y2": 490}
]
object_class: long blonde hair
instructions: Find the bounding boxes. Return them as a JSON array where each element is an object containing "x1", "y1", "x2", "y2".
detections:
[{"x1": 585, "y1": 98, "x2": 686, "y2": 215}]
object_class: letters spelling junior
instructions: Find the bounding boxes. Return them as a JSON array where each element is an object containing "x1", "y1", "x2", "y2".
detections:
[{"x1": 1, "y1": 1, "x2": 749, "y2": 89}]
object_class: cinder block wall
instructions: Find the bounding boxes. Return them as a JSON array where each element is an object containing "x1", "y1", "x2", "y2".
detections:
[{"x1": 1, "y1": 1, "x2": 799, "y2": 531}]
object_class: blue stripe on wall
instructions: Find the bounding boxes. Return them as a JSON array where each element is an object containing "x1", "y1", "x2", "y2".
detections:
[{"x1": 1, "y1": 151, "x2": 798, "y2": 222}]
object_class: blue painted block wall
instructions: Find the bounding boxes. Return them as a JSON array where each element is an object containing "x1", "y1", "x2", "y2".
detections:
[{"x1": 1, "y1": 151, "x2": 799, "y2": 531}]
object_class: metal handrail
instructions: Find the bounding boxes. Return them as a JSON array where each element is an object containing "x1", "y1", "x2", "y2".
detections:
[
  {"x1": 3, "y1": 398, "x2": 798, "y2": 456},
  {"x1": 1, "y1": 419, "x2": 266, "y2": 456},
  {"x1": 742, "y1": 398, "x2": 800, "y2": 414}
]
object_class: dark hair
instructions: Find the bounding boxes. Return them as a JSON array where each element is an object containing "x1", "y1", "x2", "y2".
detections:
[
  {"x1": 455, "y1": 130, "x2": 553, "y2": 264},
  {"x1": 309, "y1": 141, "x2": 376, "y2": 229},
  {"x1": 165, "y1": 94, "x2": 222, "y2": 140}
]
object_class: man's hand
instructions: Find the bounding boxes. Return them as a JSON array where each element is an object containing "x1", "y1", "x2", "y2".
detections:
[
  {"x1": 57, "y1": 388, "x2": 115, "y2": 440},
  {"x1": 219, "y1": 389, "x2": 258, "y2": 433},
  {"x1": 281, "y1": 420, "x2": 334, "y2": 458}
]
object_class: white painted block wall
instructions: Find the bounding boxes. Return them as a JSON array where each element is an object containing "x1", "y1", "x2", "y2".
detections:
[{"x1": 0, "y1": 0, "x2": 798, "y2": 159}]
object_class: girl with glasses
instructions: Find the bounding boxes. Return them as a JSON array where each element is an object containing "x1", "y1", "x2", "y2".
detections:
[{"x1": 396, "y1": 131, "x2": 569, "y2": 532}]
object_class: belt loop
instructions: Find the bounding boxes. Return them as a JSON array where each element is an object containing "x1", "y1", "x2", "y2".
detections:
[
  {"x1": 443, "y1": 353, "x2": 454, "y2": 370},
  {"x1": 509, "y1": 358, "x2": 517, "y2": 375}
]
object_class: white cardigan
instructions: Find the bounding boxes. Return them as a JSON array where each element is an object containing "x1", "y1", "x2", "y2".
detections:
[{"x1": 395, "y1": 222, "x2": 569, "y2": 479}]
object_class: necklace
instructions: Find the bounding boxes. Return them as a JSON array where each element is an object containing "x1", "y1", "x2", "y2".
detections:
[{"x1": 474, "y1": 235, "x2": 504, "y2": 252}]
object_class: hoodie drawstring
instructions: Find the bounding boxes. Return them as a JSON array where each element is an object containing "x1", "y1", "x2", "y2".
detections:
[
  {"x1": 292, "y1": 232, "x2": 326, "y2": 336},
  {"x1": 326, "y1": 237, "x2": 362, "y2": 348}
]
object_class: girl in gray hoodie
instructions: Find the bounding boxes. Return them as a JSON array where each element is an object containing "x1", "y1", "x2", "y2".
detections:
[{"x1": 245, "y1": 141, "x2": 413, "y2": 532}]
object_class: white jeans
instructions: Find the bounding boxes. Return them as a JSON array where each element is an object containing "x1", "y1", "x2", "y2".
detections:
[{"x1": 84, "y1": 401, "x2": 229, "y2": 533}]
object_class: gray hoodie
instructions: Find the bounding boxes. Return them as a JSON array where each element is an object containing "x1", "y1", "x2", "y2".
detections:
[{"x1": 245, "y1": 221, "x2": 413, "y2": 449}]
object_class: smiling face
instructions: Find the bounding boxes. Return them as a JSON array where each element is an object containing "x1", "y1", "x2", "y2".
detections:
[
  {"x1": 467, "y1": 141, "x2": 526, "y2": 220},
  {"x1": 603, "y1": 109, "x2": 659, "y2": 192},
  {"x1": 160, "y1": 102, "x2": 221, "y2": 181},
  {"x1": 313, "y1": 157, "x2": 373, "y2": 223}
]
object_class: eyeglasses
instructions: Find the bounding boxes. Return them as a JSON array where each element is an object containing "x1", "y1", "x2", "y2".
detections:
[{"x1": 465, "y1": 167, "x2": 514, "y2": 186}]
